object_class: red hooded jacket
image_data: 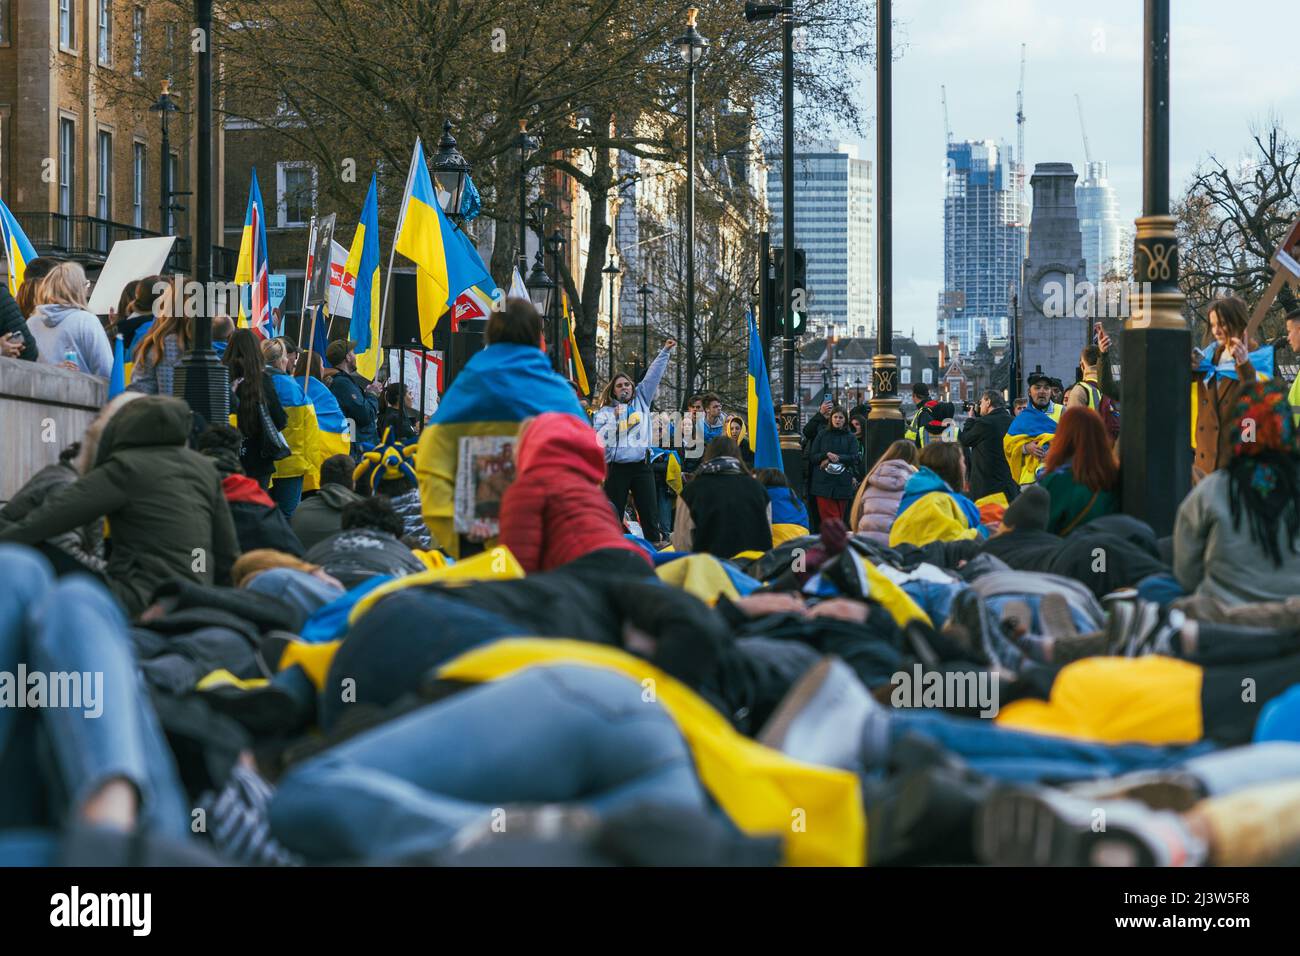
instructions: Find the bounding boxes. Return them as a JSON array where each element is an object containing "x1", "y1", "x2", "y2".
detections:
[{"x1": 498, "y1": 412, "x2": 650, "y2": 573}]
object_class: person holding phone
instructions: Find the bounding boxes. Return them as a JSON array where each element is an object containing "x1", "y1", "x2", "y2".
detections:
[
  {"x1": 1192, "y1": 296, "x2": 1260, "y2": 482},
  {"x1": 0, "y1": 281, "x2": 36, "y2": 361}
]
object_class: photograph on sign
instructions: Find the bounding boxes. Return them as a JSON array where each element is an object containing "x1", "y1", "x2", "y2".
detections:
[
  {"x1": 87, "y1": 237, "x2": 177, "y2": 315},
  {"x1": 305, "y1": 213, "x2": 337, "y2": 307}
]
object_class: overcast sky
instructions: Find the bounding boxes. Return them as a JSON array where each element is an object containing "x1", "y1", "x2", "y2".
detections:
[{"x1": 835, "y1": 0, "x2": 1300, "y2": 343}]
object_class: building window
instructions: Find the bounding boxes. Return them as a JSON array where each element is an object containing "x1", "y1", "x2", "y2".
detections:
[
  {"x1": 922, "y1": 368, "x2": 933, "y2": 385},
  {"x1": 0, "y1": 1, "x2": 10, "y2": 46},
  {"x1": 900, "y1": 353, "x2": 911, "y2": 367},
  {"x1": 97, "y1": 132, "x2": 112, "y2": 219},
  {"x1": 58, "y1": 119, "x2": 75, "y2": 247},
  {"x1": 133, "y1": 142, "x2": 145, "y2": 228},
  {"x1": 277, "y1": 162, "x2": 315, "y2": 227},
  {"x1": 132, "y1": 8, "x2": 144, "y2": 76},
  {"x1": 98, "y1": 0, "x2": 112, "y2": 64},
  {"x1": 59, "y1": 0, "x2": 74, "y2": 49},
  {"x1": 164, "y1": 22, "x2": 175, "y2": 79},
  {"x1": 901, "y1": 368, "x2": 912, "y2": 386}
]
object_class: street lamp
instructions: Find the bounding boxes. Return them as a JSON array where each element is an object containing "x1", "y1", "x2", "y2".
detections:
[
  {"x1": 546, "y1": 229, "x2": 566, "y2": 372},
  {"x1": 1121, "y1": 0, "x2": 1190, "y2": 536},
  {"x1": 148, "y1": 80, "x2": 180, "y2": 237},
  {"x1": 171, "y1": 0, "x2": 228, "y2": 426},
  {"x1": 431, "y1": 120, "x2": 471, "y2": 221},
  {"x1": 516, "y1": 120, "x2": 537, "y2": 272},
  {"x1": 525, "y1": 248, "x2": 554, "y2": 318},
  {"x1": 637, "y1": 283, "x2": 652, "y2": 379},
  {"x1": 603, "y1": 256, "x2": 621, "y2": 379},
  {"x1": 674, "y1": 7, "x2": 708, "y2": 397}
]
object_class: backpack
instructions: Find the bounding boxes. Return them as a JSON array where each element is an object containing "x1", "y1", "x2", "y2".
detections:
[{"x1": 1083, "y1": 382, "x2": 1120, "y2": 442}]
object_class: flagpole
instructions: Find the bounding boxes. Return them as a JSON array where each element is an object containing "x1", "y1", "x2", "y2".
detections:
[
  {"x1": 297, "y1": 215, "x2": 317, "y2": 349},
  {"x1": 302, "y1": 305, "x2": 319, "y2": 393},
  {"x1": 377, "y1": 139, "x2": 424, "y2": 382}
]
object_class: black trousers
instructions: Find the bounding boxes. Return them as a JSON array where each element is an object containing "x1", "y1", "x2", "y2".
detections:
[{"x1": 605, "y1": 459, "x2": 661, "y2": 542}]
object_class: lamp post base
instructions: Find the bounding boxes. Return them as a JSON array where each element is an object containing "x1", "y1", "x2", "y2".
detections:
[
  {"x1": 864, "y1": 353, "x2": 905, "y2": 469},
  {"x1": 777, "y1": 402, "x2": 805, "y2": 502},
  {"x1": 173, "y1": 348, "x2": 230, "y2": 429}
]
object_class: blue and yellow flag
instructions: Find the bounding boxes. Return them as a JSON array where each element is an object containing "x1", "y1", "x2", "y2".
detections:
[
  {"x1": 746, "y1": 311, "x2": 783, "y2": 470},
  {"x1": 562, "y1": 294, "x2": 589, "y2": 395},
  {"x1": 266, "y1": 371, "x2": 320, "y2": 482},
  {"x1": 108, "y1": 334, "x2": 125, "y2": 398},
  {"x1": 1004, "y1": 402, "x2": 1062, "y2": 486},
  {"x1": 0, "y1": 197, "x2": 38, "y2": 297},
  {"x1": 346, "y1": 174, "x2": 382, "y2": 380},
  {"x1": 415, "y1": 342, "x2": 586, "y2": 557},
  {"x1": 234, "y1": 169, "x2": 271, "y2": 338},
  {"x1": 302, "y1": 376, "x2": 351, "y2": 491}
]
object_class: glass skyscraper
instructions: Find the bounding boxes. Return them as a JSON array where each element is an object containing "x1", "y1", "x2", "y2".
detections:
[
  {"x1": 943, "y1": 140, "x2": 1025, "y2": 354},
  {"x1": 766, "y1": 143, "x2": 874, "y2": 340},
  {"x1": 1076, "y1": 161, "x2": 1125, "y2": 286}
]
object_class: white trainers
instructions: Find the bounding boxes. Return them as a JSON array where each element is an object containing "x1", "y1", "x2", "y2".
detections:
[{"x1": 757, "y1": 657, "x2": 876, "y2": 771}]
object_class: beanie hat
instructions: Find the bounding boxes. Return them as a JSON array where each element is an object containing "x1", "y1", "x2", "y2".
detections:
[{"x1": 1002, "y1": 485, "x2": 1049, "y2": 533}]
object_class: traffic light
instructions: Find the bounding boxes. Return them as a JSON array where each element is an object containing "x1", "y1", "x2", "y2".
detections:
[{"x1": 773, "y1": 247, "x2": 807, "y2": 337}]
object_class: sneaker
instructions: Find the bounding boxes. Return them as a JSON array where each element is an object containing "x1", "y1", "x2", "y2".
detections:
[
  {"x1": 1048, "y1": 631, "x2": 1109, "y2": 664},
  {"x1": 1065, "y1": 769, "x2": 1206, "y2": 813},
  {"x1": 975, "y1": 786, "x2": 1207, "y2": 867},
  {"x1": 1103, "y1": 597, "x2": 1138, "y2": 654},
  {"x1": 999, "y1": 599, "x2": 1033, "y2": 637},
  {"x1": 757, "y1": 657, "x2": 878, "y2": 770}
]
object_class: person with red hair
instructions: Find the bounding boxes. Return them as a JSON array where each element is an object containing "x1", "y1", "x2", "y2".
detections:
[{"x1": 1038, "y1": 406, "x2": 1118, "y2": 535}]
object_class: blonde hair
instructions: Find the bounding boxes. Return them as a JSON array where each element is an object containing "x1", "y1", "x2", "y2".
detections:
[
  {"x1": 261, "y1": 337, "x2": 288, "y2": 369},
  {"x1": 134, "y1": 284, "x2": 194, "y2": 366},
  {"x1": 231, "y1": 549, "x2": 321, "y2": 588},
  {"x1": 848, "y1": 440, "x2": 919, "y2": 531},
  {"x1": 36, "y1": 261, "x2": 90, "y2": 309}
]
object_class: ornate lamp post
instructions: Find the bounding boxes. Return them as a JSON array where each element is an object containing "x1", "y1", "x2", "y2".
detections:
[
  {"x1": 637, "y1": 283, "x2": 652, "y2": 379},
  {"x1": 516, "y1": 120, "x2": 537, "y2": 272},
  {"x1": 431, "y1": 120, "x2": 471, "y2": 222},
  {"x1": 603, "y1": 256, "x2": 621, "y2": 379}
]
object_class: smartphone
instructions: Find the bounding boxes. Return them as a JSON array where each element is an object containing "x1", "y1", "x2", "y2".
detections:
[{"x1": 823, "y1": 392, "x2": 833, "y2": 405}]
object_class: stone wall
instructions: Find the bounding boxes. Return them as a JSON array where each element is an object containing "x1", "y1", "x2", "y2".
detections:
[{"x1": 0, "y1": 358, "x2": 105, "y2": 501}]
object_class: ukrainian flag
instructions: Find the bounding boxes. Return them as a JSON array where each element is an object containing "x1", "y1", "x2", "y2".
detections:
[
  {"x1": 346, "y1": 174, "x2": 382, "y2": 380},
  {"x1": 415, "y1": 342, "x2": 585, "y2": 557},
  {"x1": 746, "y1": 311, "x2": 783, "y2": 470},
  {"x1": 302, "y1": 375, "x2": 351, "y2": 492},
  {"x1": 0, "y1": 197, "x2": 38, "y2": 297},
  {"x1": 1004, "y1": 402, "x2": 1062, "y2": 486},
  {"x1": 267, "y1": 371, "x2": 321, "y2": 482},
  {"x1": 562, "y1": 294, "x2": 589, "y2": 394},
  {"x1": 234, "y1": 170, "x2": 271, "y2": 338},
  {"x1": 108, "y1": 334, "x2": 125, "y2": 399}
]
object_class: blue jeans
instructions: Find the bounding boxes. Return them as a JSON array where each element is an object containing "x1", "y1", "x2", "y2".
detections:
[
  {"x1": 900, "y1": 579, "x2": 967, "y2": 630},
  {"x1": 0, "y1": 546, "x2": 189, "y2": 842},
  {"x1": 271, "y1": 664, "x2": 708, "y2": 862},
  {"x1": 270, "y1": 474, "x2": 304, "y2": 517},
  {"x1": 864, "y1": 707, "x2": 1214, "y2": 785}
]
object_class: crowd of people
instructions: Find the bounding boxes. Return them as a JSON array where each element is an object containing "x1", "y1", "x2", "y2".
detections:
[{"x1": 4, "y1": 285, "x2": 1300, "y2": 868}]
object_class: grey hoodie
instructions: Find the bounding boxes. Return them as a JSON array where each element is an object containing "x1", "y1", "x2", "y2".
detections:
[{"x1": 28, "y1": 304, "x2": 114, "y2": 378}]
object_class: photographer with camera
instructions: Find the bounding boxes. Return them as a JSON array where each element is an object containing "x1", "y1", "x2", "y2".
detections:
[{"x1": 959, "y1": 389, "x2": 1020, "y2": 502}]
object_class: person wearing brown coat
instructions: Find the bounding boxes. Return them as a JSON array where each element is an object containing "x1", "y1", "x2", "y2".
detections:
[{"x1": 1193, "y1": 296, "x2": 1258, "y2": 483}]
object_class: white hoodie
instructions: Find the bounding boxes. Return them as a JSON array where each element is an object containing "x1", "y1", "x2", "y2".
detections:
[{"x1": 28, "y1": 304, "x2": 114, "y2": 378}]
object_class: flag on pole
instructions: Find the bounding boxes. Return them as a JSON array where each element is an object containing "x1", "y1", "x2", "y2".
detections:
[
  {"x1": 234, "y1": 170, "x2": 271, "y2": 337},
  {"x1": 563, "y1": 294, "x2": 589, "y2": 395},
  {"x1": 346, "y1": 174, "x2": 382, "y2": 380},
  {"x1": 326, "y1": 239, "x2": 355, "y2": 320},
  {"x1": 747, "y1": 310, "x2": 783, "y2": 470},
  {"x1": 0, "y1": 196, "x2": 38, "y2": 297},
  {"x1": 108, "y1": 334, "x2": 126, "y2": 398},
  {"x1": 392, "y1": 138, "x2": 493, "y2": 344},
  {"x1": 509, "y1": 266, "x2": 528, "y2": 300}
]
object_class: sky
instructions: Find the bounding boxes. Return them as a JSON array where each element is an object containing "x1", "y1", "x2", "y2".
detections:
[{"x1": 835, "y1": 0, "x2": 1300, "y2": 343}]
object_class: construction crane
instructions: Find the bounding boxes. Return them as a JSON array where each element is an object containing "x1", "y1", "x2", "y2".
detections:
[
  {"x1": 1075, "y1": 93, "x2": 1093, "y2": 168},
  {"x1": 941, "y1": 84, "x2": 951, "y2": 144}
]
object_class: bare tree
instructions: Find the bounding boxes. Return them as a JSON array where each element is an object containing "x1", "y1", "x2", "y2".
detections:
[{"x1": 1176, "y1": 123, "x2": 1300, "y2": 344}]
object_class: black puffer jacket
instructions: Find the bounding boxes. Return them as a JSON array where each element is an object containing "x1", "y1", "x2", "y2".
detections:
[
  {"x1": 959, "y1": 407, "x2": 1019, "y2": 501},
  {"x1": 0, "y1": 282, "x2": 36, "y2": 360},
  {"x1": 304, "y1": 528, "x2": 425, "y2": 589},
  {"x1": 0, "y1": 459, "x2": 104, "y2": 571},
  {"x1": 809, "y1": 425, "x2": 862, "y2": 499}
]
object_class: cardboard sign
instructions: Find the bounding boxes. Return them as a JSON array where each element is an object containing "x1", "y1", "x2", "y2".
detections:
[
  {"x1": 87, "y1": 236, "x2": 177, "y2": 315},
  {"x1": 304, "y1": 213, "x2": 336, "y2": 306}
]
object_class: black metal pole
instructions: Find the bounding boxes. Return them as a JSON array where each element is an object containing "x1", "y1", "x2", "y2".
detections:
[
  {"x1": 172, "y1": 0, "x2": 228, "y2": 424},
  {"x1": 685, "y1": 61, "x2": 698, "y2": 397},
  {"x1": 862, "y1": 0, "x2": 904, "y2": 466},
  {"x1": 640, "y1": 291, "x2": 648, "y2": 380},
  {"x1": 518, "y1": 123, "x2": 528, "y2": 273},
  {"x1": 160, "y1": 111, "x2": 171, "y2": 236},
  {"x1": 1120, "y1": 0, "x2": 1189, "y2": 536}
]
